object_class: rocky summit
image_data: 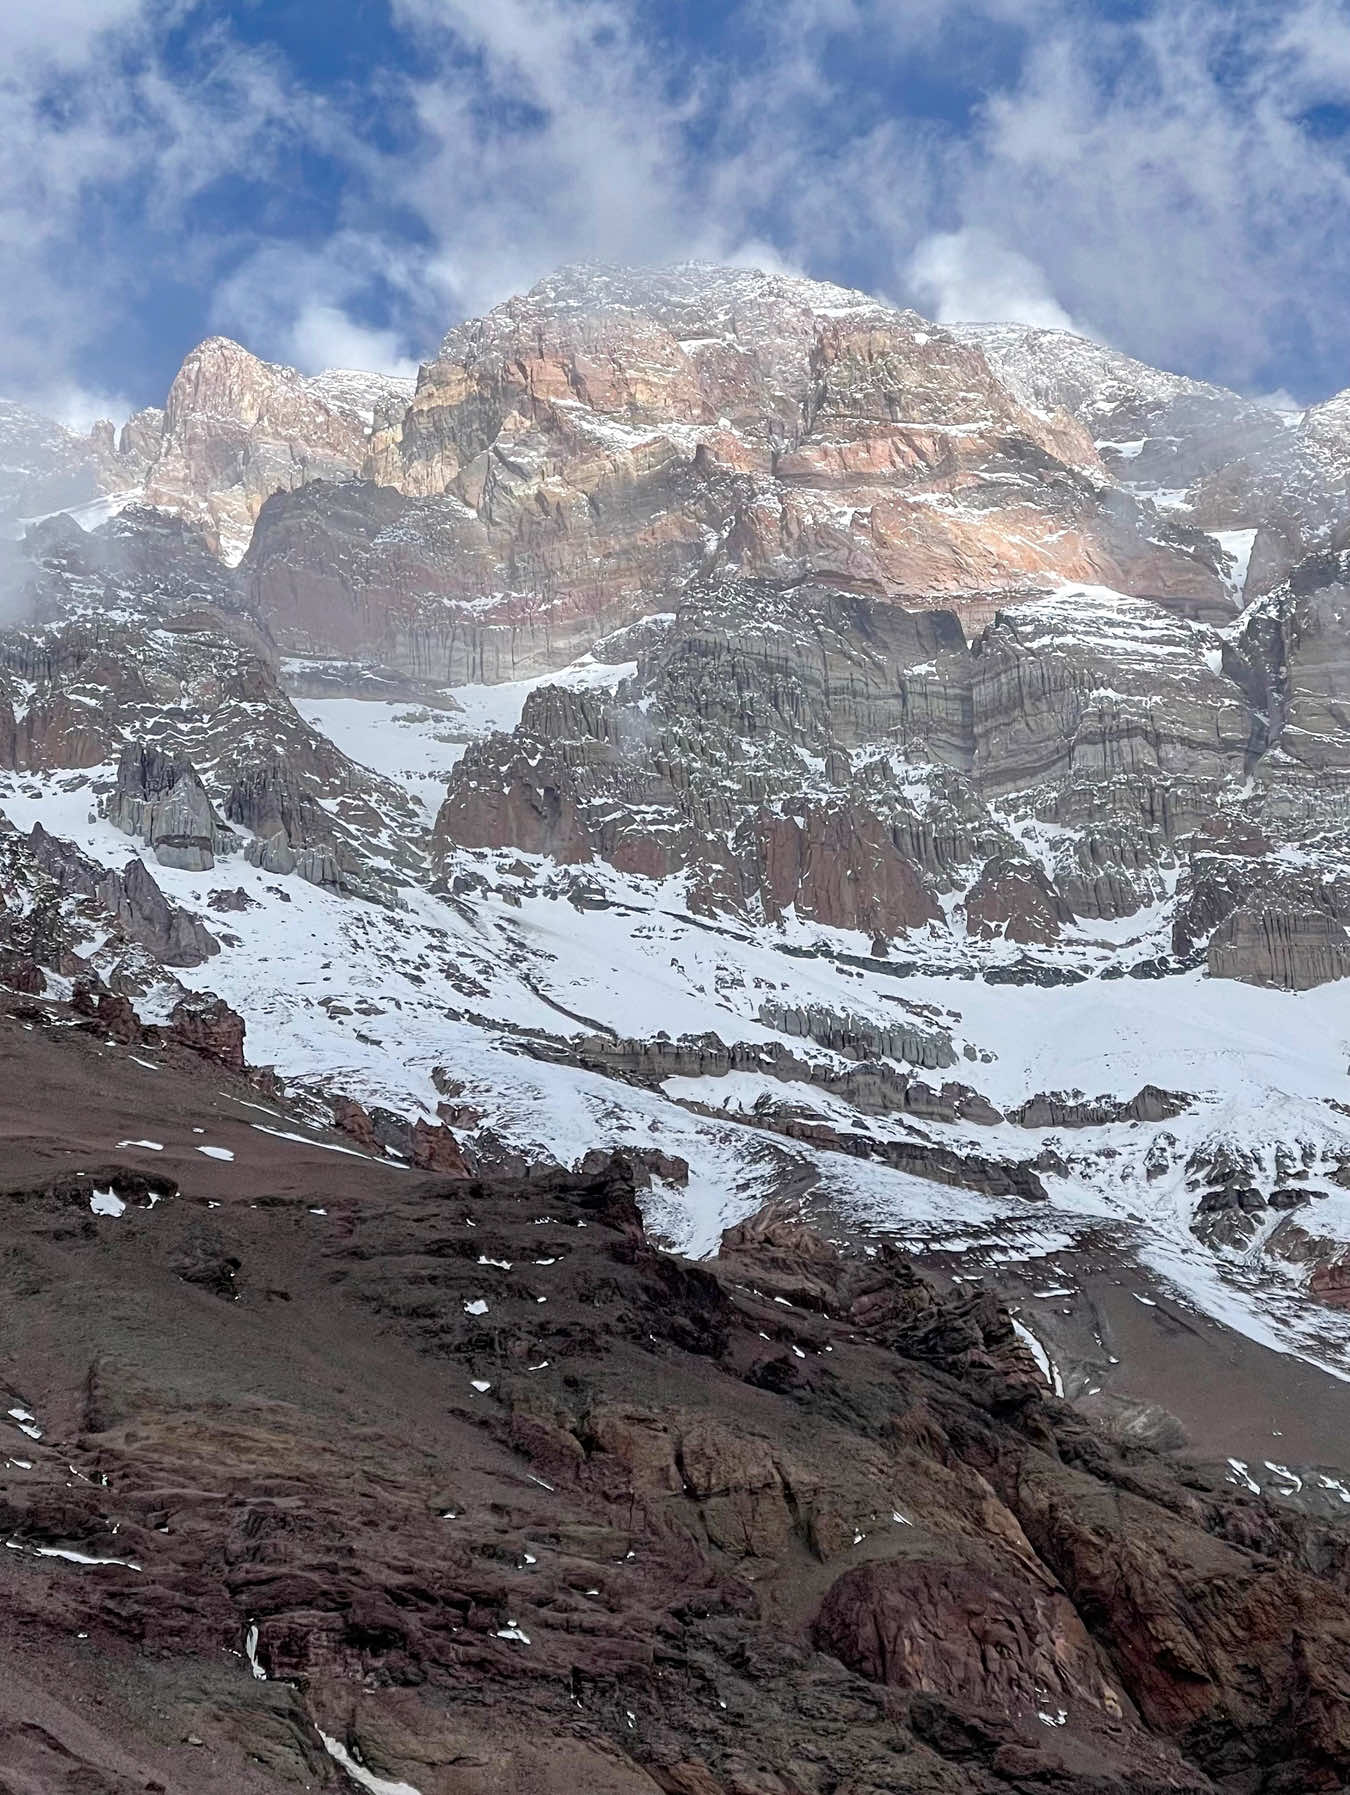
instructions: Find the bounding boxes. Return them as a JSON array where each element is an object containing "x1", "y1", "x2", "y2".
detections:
[{"x1": 8, "y1": 260, "x2": 1350, "y2": 1792}]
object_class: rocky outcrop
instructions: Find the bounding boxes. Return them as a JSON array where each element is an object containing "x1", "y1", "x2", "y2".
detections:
[
  {"x1": 756, "y1": 998, "x2": 955, "y2": 1069},
  {"x1": 965, "y1": 853, "x2": 1074, "y2": 944},
  {"x1": 959, "y1": 323, "x2": 1287, "y2": 499},
  {"x1": 1006, "y1": 1085, "x2": 1190, "y2": 1128},
  {"x1": 814, "y1": 1555, "x2": 1125, "y2": 1722},
  {"x1": 26, "y1": 822, "x2": 218, "y2": 966},
  {"x1": 108, "y1": 741, "x2": 239, "y2": 871},
  {"x1": 1208, "y1": 902, "x2": 1350, "y2": 990},
  {"x1": 1188, "y1": 392, "x2": 1350, "y2": 596},
  {"x1": 1234, "y1": 551, "x2": 1350, "y2": 779},
  {"x1": 224, "y1": 753, "x2": 349, "y2": 894},
  {"x1": 1170, "y1": 850, "x2": 1350, "y2": 988},
  {"x1": 408, "y1": 1117, "x2": 470, "y2": 1175},
  {"x1": 140, "y1": 336, "x2": 413, "y2": 563},
  {"x1": 524, "y1": 1026, "x2": 1000, "y2": 1122},
  {"x1": 166, "y1": 992, "x2": 245, "y2": 1069}
]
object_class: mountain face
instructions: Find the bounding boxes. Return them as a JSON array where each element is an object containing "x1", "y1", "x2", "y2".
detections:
[
  {"x1": 0, "y1": 402, "x2": 122, "y2": 534},
  {"x1": 8, "y1": 261, "x2": 1350, "y2": 1792}
]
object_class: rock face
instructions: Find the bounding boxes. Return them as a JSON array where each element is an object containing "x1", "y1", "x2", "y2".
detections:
[
  {"x1": 6, "y1": 1020, "x2": 1350, "y2": 1795},
  {"x1": 238, "y1": 264, "x2": 1228, "y2": 686},
  {"x1": 1187, "y1": 389, "x2": 1350, "y2": 595},
  {"x1": 166, "y1": 991, "x2": 246, "y2": 1069},
  {"x1": 429, "y1": 572, "x2": 1255, "y2": 945},
  {"x1": 0, "y1": 507, "x2": 426, "y2": 904},
  {"x1": 138, "y1": 337, "x2": 414, "y2": 563},
  {"x1": 109, "y1": 741, "x2": 239, "y2": 871},
  {"x1": 1208, "y1": 902, "x2": 1350, "y2": 990},
  {"x1": 0, "y1": 401, "x2": 111, "y2": 529},
  {"x1": 957, "y1": 323, "x2": 1287, "y2": 494},
  {"x1": 27, "y1": 821, "x2": 219, "y2": 967}
]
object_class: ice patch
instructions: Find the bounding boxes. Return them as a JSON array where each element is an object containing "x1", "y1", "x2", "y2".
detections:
[
  {"x1": 317, "y1": 1732, "x2": 424, "y2": 1795},
  {"x1": 7, "y1": 1541, "x2": 141, "y2": 1570},
  {"x1": 251, "y1": 1123, "x2": 389, "y2": 1161},
  {"x1": 1227, "y1": 1458, "x2": 1261, "y2": 1494},
  {"x1": 1012, "y1": 1318, "x2": 1064, "y2": 1395}
]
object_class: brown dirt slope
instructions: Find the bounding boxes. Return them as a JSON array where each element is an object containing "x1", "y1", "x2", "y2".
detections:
[{"x1": 2, "y1": 1002, "x2": 1350, "y2": 1794}]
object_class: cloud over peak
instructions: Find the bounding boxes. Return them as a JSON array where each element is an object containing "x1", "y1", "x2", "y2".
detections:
[{"x1": 4, "y1": 0, "x2": 1350, "y2": 411}]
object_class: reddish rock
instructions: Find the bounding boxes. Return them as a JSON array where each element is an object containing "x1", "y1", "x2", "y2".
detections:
[
  {"x1": 754, "y1": 807, "x2": 941, "y2": 936},
  {"x1": 965, "y1": 855, "x2": 1075, "y2": 945},
  {"x1": 332, "y1": 1095, "x2": 380, "y2": 1151},
  {"x1": 409, "y1": 1118, "x2": 469, "y2": 1175},
  {"x1": 95, "y1": 990, "x2": 143, "y2": 1045},
  {"x1": 1309, "y1": 1261, "x2": 1350, "y2": 1308},
  {"x1": 142, "y1": 336, "x2": 411, "y2": 563},
  {"x1": 813, "y1": 1556, "x2": 1123, "y2": 1723},
  {"x1": 0, "y1": 954, "x2": 45, "y2": 995},
  {"x1": 167, "y1": 993, "x2": 246, "y2": 1070}
]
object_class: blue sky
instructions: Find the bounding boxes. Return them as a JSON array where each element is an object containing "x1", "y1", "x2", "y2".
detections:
[{"x1": 6, "y1": 0, "x2": 1350, "y2": 422}]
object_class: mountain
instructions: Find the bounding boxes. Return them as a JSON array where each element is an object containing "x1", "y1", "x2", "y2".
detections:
[
  {"x1": 6, "y1": 260, "x2": 1350, "y2": 1791},
  {"x1": 0, "y1": 401, "x2": 123, "y2": 535}
]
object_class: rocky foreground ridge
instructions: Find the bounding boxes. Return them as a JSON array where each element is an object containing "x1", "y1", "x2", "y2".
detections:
[{"x1": 6, "y1": 998, "x2": 1350, "y2": 1794}]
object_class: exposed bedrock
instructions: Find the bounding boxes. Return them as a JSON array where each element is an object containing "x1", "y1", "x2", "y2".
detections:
[
  {"x1": 1173, "y1": 854, "x2": 1350, "y2": 989},
  {"x1": 526, "y1": 1026, "x2": 989, "y2": 1114},
  {"x1": 26, "y1": 821, "x2": 218, "y2": 967},
  {"x1": 108, "y1": 740, "x2": 240, "y2": 871},
  {"x1": 755, "y1": 997, "x2": 956, "y2": 1069}
]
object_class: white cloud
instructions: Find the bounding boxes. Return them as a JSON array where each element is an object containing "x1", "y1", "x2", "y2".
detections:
[
  {"x1": 1248, "y1": 387, "x2": 1304, "y2": 416},
  {"x1": 5, "y1": 0, "x2": 1350, "y2": 413},
  {"x1": 0, "y1": 1, "x2": 329, "y2": 402},
  {"x1": 286, "y1": 304, "x2": 420, "y2": 380},
  {"x1": 947, "y1": 0, "x2": 1350, "y2": 387},
  {"x1": 5, "y1": 0, "x2": 151, "y2": 66},
  {"x1": 30, "y1": 380, "x2": 136, "y2": 434},
  {"x1": 908, "y1": 228, "x2": 1083, "y2": 332}
]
